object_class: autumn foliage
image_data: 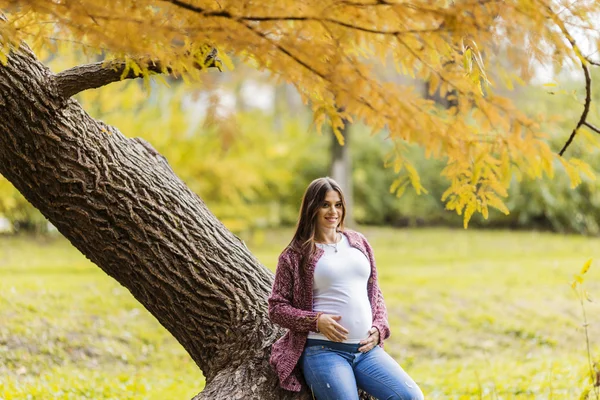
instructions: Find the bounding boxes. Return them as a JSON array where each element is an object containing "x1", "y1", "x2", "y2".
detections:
[{"x1": 1, "y1": 0, "x2": 600, "y2": 226}]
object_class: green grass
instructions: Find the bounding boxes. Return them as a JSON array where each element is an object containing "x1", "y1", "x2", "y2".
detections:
[
  {"x1": 0, "y1": 235, "x2": 202, "y2": 400},
  {"x1": 1, "y1": 228, "x2": 599, "y2": 399}
]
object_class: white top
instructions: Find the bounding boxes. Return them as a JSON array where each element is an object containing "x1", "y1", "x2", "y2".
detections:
[{"x1": 308, "y1": 234, "x2": 373, "y2": 343}]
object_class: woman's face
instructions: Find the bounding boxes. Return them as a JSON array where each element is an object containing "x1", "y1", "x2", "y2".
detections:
[{"x1": 316, "y1": 190, "x2": 343, "y2": 231}]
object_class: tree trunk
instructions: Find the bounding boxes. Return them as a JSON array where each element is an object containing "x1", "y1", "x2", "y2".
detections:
[
  {"x1": 0, "y1": 45, "x2": 309, "y2": 399},
  {"x1": 330, "y1": 121, "x2": 354, "y2": 227},
  {"x1": 0, "y1": 44, "x2": 378, "y2": 399}
]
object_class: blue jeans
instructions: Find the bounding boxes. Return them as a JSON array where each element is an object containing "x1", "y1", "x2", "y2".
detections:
[{"x1": 301, "y1": 339, "x2": 424, "y2": 400}]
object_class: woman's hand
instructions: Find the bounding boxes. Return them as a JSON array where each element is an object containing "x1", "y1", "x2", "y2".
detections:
[
  {"x1": 317, "y1": 314, "x2": 349, "y2": 342},
  {"x1": 358, "y1": 327, "x2": 380, "y2": 352}
]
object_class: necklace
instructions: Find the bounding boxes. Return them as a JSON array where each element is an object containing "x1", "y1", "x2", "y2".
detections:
[{"x1": 319, "y1": 232, "x2": 341, "y2": 253}]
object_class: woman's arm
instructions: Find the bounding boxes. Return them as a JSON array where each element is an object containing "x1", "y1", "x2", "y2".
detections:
[
  {"x1": 268, "y1": 253, "x2": 321, "y2": 333},
  {"x1": 362, "y1": 235, "x2": 391, "y2": 342}
]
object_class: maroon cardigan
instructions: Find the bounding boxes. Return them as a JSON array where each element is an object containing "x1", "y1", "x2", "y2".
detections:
[{"x1": 268, "y1": 229, "x2": 391, "y2": 392}]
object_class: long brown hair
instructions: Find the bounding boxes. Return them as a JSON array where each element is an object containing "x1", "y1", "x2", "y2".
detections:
[{"x1": 288, "y1": 177, "x2": 347, "y2": 272}]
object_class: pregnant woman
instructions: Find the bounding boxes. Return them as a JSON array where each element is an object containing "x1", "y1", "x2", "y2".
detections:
[{"x1": 268, "y1": 177, "x2": 424, "y2": 400}]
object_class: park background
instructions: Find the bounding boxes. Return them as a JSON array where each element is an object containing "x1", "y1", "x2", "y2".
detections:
[{"x1": 1, "y1": 45, "x2": 600, "y2": 399}]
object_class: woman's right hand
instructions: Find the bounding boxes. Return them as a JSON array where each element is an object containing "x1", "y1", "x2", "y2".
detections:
[{"x1": 317, "y1": 314, "x2": 349, "y2": 342}]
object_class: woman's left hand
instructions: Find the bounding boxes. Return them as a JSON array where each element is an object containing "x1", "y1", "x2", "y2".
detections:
[{"x1": 358, "y1": 327, "x2": 380, "y2": 352}]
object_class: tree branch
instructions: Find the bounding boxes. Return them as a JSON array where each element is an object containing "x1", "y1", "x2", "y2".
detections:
[
  {"x1": 541, "y1": 2, "x2": 595, "y2": 156},
  {"x1": 55, "y1": 60, "x2": 164, "y2": 98},
  {"x1": 583, "y1": 121, "x2": 600, "y2": 135},
  {"x1": 586, "y1": 57, "x2": 600, "y2": 67},
  {"x1": 558, "y1": 60, "x2": 591, "y2": 156},
  {"x1": 164, "y1": 0, "x2": 465, "y2": 36},
  {"x1": 55, "y1": 49, "x2": 220, "y2": 98}
]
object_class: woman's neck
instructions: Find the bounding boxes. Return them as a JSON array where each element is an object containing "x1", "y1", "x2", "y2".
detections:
[{"x1": 315, "y1": 228, "x2": 339, "y2": 244}]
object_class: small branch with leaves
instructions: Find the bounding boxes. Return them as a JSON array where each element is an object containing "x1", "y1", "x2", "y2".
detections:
[{"x1": 55, "y1": 48, "x2": 221, "y2": 98}]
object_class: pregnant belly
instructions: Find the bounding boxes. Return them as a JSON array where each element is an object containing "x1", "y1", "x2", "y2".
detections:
[{"x1": 337, "y1": 303, "x2": 373, "y2": 341}]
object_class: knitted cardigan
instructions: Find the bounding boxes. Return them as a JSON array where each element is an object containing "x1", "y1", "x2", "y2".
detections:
[{"x1": 268, "y1": 229, "x2": 391, "y2": 392}]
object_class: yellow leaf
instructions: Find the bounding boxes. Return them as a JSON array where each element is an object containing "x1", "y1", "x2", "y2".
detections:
[
  {"x1": 130, "y1": 60, "x2": 142, "y2": 76},
  {"x1": 0, "y1": 47, "x2": 8, "y2": 65},
  {"x1": 463, "y1": 202, "x2": 476, "y2": 229},
  {"x1": 405, "y1": 162, "x2": 428, "y2": 195},
  {"x1": 481, "y1": 204, "x2": 489, "y2": 219},
  {"x1": 559, "y1": 158, "x2": 582, "y2": 188},
  {"x1": 390, "y1": 176, "x2": 408, "y2": 194},
  {"x1": 485, "y1": 193, "x2": 510, "y2": 215},
  {"x1": 153, "y1": 73, "x2": 171, "y2": 88},
  {"x1": 391, "y1": 178, "x2": 410, "y2": 198},
  {"x1": 219, "y1": 51, "x2": 235, "y2": 71},
  {"x1": 501, "y1": 70, "x2": 514, "y2": 91},
  {"x1": 570, "y1": 158, "x2": 596, "y2": 181},
  {"x1": 120, "y1": 59, "x2": 132, "y2": 81},
  {"x1": 463, "y1": 48, "x2": 472, "y2": 73},
  {"x1": 580, "y1": 258, "x2": 592, "y2": 275}
]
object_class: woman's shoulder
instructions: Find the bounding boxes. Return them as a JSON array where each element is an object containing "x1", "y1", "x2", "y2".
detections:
[
  {"x1": 342, "y1": 229, "x2": 374, "y2": 255},
  {"x1": 278, "y1": 245, "x2": 301, "y2": 264},
  {"x1": 342, "y1": 228, "x2": 368, "y2": 243}
]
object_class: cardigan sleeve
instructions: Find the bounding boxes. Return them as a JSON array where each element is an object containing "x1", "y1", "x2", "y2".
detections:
[
  {"x1": 362, "y1": 235, "x2": 391, "y2": 343},
  {"x1": 371, "y1": 281, "x2": 391, "y2": 343},
  {"x1": 268, "y1": 252, "x2": 321, "y2": 333}
]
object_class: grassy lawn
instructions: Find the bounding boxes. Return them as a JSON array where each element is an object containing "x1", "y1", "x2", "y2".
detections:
[{"x1": 1, "y1": 227, "x2": 599, "y2": 399}]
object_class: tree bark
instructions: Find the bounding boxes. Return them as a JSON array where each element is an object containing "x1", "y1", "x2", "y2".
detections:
[{"x1": 0, "y1": 45, "x2": 307, "y2": 399}]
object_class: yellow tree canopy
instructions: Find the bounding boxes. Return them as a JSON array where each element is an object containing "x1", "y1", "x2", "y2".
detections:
[{"x1": 1, "y1": 0, "x2": 599, "y2": 226}]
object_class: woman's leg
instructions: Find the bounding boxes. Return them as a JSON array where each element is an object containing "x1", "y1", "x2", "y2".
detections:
[
  {"x1": 301, "y1": 345, "x2": 360, "y2": 400},
  {"x1": 354, "y1": 346, "x2": 424, "y2": 400}
]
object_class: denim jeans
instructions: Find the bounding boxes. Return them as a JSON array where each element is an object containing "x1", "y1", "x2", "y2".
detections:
[{"x1": 300, "y1": 339, "x2": 424, "y2": 400}]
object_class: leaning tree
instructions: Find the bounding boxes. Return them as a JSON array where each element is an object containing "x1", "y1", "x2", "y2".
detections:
[{"x1": 1, "y1": 1, "x2": 600, "y2": 398}]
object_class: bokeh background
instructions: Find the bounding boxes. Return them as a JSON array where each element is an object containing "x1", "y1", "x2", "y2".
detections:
[{"x1": 1, "y1": 46, "x2": 600, "y2": 399}]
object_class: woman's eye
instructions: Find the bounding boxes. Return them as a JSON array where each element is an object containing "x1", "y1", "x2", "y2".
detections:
[{"x1": 336, "y1": 204, "x2": 342, "y2": 208}]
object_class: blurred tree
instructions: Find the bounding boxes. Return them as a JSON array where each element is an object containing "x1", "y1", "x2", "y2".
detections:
[
  {"x1": 329, "y1": 118, "x2": 355, "y2": 226},
  {"x1": 1, "y1": 1, "x2": 600, "y2": 398}
]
